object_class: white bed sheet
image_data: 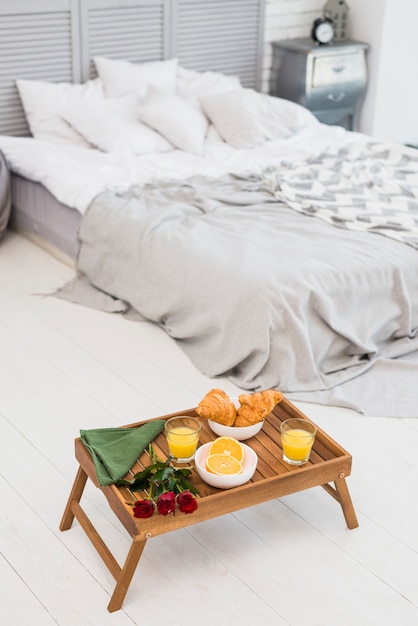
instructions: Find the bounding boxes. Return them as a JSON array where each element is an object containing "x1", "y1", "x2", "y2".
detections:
[{"x1": 0, "y1": 124, "x2": 366, "y2": 214}]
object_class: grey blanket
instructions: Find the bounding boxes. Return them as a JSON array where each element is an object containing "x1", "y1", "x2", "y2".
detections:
[{"x1": 64, "y1": 161, "x2": 418, "y2": 418}]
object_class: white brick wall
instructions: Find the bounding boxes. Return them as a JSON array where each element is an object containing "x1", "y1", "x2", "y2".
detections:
[{"x1": 262, "y1": 0, "x2": 324, "y2": 91}]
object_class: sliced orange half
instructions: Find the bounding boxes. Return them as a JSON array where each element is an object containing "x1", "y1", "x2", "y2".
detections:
[
  {"x1": 206, "y1": 453, "x2": 242, "y2": 475},
  {"x1": 208, "y1": 437, "x2": 244, "y2": 463}
]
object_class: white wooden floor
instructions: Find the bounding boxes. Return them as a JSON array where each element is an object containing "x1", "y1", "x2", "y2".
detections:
[{"x1": 1, "y1": 229, "x2": 418, "y2": 626}]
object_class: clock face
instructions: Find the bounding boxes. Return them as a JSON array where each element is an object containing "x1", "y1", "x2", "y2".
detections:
[{"x1": 312, "y1": 18, "x2": 334, "y2": 44}]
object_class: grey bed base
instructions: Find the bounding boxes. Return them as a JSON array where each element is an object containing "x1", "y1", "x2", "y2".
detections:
[{"x1": 10, "y1": 174, "x2": 81, "y2": 263}]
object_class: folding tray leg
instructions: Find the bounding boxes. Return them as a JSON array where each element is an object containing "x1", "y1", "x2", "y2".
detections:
[
  {"x1": 321, "y1": 475, "x2": 359, "y2": 529},
  {"x1": 107, "y1": 539, "x2": 146, "y2": 613},
  {"x1": 68, "y1": 501, "x2": 146, "y2": 612},
  {"x1": 60, "y1": 465, "x2": 88, "y2": 531},
  {"x1": 334, "y1": 476, "x2": 359, "y2": 529},
  {"x1": 60, "y1": 462, "x2": 147, "y2": 612}
]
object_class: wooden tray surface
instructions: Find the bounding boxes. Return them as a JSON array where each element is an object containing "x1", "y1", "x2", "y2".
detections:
[{"x1": 75, "y1": 396, "x2": 353, "y2": 540}]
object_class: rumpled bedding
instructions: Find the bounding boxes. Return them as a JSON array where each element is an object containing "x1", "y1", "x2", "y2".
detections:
[
  {"x1": 0, "y1": 123, "x2": 357, "y2": 214},
  {"x1": 67, "y1": 166, "x2": 418, "y2": 418}
]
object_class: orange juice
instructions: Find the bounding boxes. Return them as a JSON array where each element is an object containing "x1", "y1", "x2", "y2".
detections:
[
  {"x1": 166, "y1": 426, "x2": 199, "y2": 459},
  {"x1": 281, "y1": 428, "x2": 315, "y2": 463},
  {"x1": 165, "y1": 416, "x2": 201, "y2": 462}
]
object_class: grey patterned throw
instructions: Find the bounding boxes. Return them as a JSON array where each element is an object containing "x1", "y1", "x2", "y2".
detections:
[{"x1": 263, "y1": 141, "x2": 418, "y2": 249}]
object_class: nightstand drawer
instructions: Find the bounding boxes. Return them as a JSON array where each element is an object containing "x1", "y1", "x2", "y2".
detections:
[
  {"x1": 312, "y1": 51, "x2": 367, "y2": 87},
  {"x1": 307, "y1": 86, "x2": 361, "y2": 112}
]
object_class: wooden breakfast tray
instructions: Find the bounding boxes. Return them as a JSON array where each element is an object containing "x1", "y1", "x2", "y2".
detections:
[{"x1": 60, "y1": 396, "x2": 358, "y2": 612}]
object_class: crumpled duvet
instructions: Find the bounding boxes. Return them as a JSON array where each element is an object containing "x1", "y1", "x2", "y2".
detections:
[{"x1": 62, "y1": 170, "x2": 418, "y2": 417}]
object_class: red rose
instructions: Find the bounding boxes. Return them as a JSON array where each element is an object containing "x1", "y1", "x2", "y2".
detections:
[
  {"x1": 177, "y1": 491, "x2": 198, "y2": 514},
  {"x1": 133, "y1": 499, "x2": 154, "y2": 519},
  {"x1": 156, "y1": 491, "x2": 176, "y2": 515}
]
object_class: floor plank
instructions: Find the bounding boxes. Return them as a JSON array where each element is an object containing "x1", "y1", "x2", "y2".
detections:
[{"x1": 0, "y1": 554, "x2": 58, "y2": 626}]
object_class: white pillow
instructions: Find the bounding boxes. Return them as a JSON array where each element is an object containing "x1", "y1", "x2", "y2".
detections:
[
  {"x1": 138, "y1": 86, "x2": 209, "y2": 155},
  {"x1": 16, "y1": 78, "x2": 105, "y2": 147},
  {"x1": 200, "y1": 89, "x2": 319, "y2": 149},
  {"x1": 94, "y1": 56, "x2": 178, "y2": 98},
  {"x1": 176, "y1": 65, "x2": 242, "y2": 101},
  {"x1": 62, "y1": 94, "x2": 173, "y2": 156}
]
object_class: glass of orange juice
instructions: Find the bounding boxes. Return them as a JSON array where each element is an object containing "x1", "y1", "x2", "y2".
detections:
[
  {"x1": 164, "y1": 416, "x2": 201, "y2": 463},
  {"x1": 280, "y1": 418, "x2": 316, "y2": 465}
]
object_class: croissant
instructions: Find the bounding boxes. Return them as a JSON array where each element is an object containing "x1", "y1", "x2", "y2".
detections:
[
  {"x1": 196, "y1": 388, "x2": 237, "y2": 426},
  {"x1": 235, "y1": 389, "x2": 283, "y2": 427}
]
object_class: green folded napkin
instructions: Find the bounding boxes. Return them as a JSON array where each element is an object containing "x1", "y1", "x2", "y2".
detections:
[{"x1": 80, "y1": 420, "x2": 165, "y2": 486}]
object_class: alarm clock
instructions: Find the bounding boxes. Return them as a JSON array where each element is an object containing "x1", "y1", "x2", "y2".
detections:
[{"x1": 311, "y1": 16, "x2": 335, "y2": 45}]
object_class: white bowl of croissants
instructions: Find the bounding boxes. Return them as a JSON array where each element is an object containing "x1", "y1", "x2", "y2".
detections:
[{"x1": 196, "y1": 388, "x2": 283, "y2": 441}]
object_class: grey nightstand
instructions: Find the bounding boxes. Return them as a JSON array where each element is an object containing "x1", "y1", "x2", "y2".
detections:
[{"x1": 270, "y1": 38, "x2": 369, "y2": 131}]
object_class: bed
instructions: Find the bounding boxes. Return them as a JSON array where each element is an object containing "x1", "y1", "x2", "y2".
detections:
[{"x1": 1, "y1": 0, "x2": 418, "y2": 418}]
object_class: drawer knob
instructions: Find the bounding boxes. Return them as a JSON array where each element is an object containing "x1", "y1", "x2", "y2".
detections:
[
  {"x1": 327, "y1": 92, "x2": 345, "y2": 103},
  {"x1": 332, "y1": 65, "x2": 346, "y2": 73}
]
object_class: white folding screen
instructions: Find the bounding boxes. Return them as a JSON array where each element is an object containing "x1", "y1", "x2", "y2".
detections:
[
  {"x1": 0, "y1": 0, "x2": 265, "y2": 136},
  {"x1": 80, "y1": 0, "x2": 264, "y2": 86},
  {"x1": 0, "y1": 0, "x2": 80, "y2": 135},
  {"x1": 171, "y1": 0, "x2": 264, "y2": 88},
  {"x1": 79, "y1": 0, "x2": 170, "y2": 80}
]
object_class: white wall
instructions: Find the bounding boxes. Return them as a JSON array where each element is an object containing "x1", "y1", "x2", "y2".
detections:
[
  {"x1": 262, "y1": 0, "x2": 324, "y2": 90},
  {"x1": 348, "y1": 0, "x2": 418, "y2": 144},
  {"x1": 264, "y1": 0, "x2": 418, "y2": 145}
]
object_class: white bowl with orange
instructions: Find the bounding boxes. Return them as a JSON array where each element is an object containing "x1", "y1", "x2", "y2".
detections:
[{"x1": 194, "y1": 436, "x2": 258, "y2": 489}]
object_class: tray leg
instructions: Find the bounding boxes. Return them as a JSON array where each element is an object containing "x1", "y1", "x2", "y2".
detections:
[
  {"x1": 334, "y1": 477, "x2": 359, "y2": 529},
  {"x1": 61, "y1": 469, "x2": 147, "y2": 612},
  {"x1": 321, "y1": 476, "x2": 359, "y2": 529},
  {"x1": 107, "y1": 539, "x2": 146, "y2": 613},
  {"x1": 59, "y1": 465, "x2": 88, "y2": 531}
]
